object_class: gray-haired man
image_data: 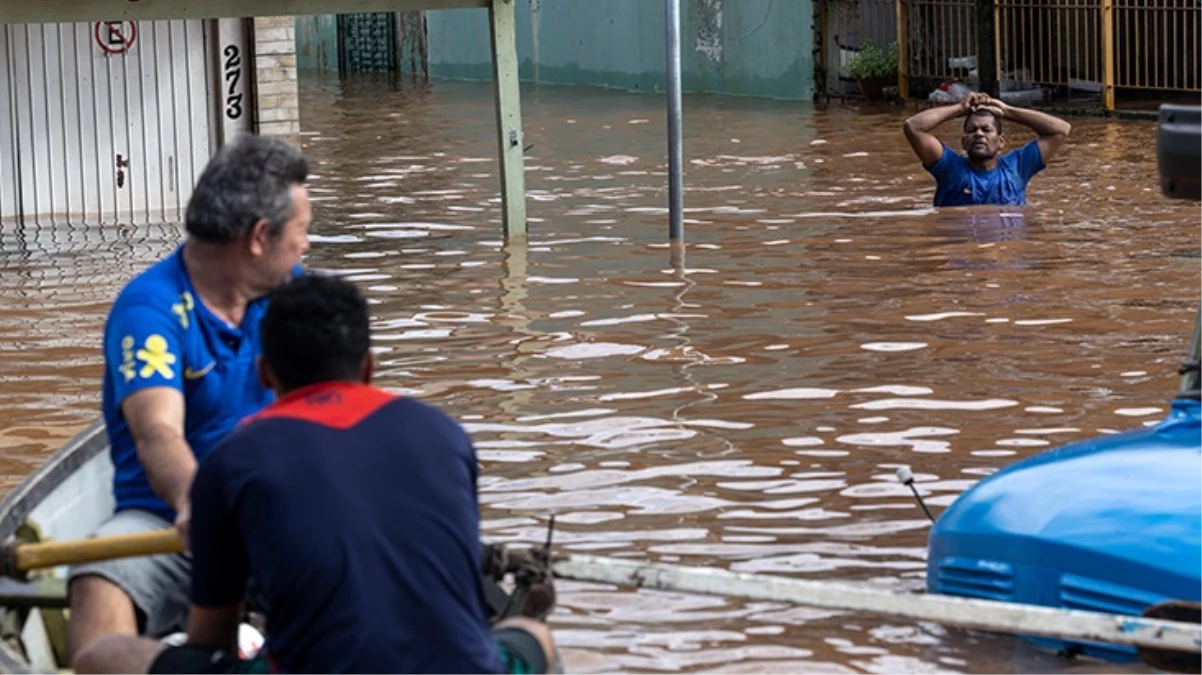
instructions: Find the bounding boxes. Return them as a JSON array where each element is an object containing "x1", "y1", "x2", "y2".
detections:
[{"x1": 68, "y1": 134, "x2": 311, "y2": 673}]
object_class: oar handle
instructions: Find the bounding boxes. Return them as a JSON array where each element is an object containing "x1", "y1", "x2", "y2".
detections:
[{"x1": 4, "y1": 529, "x2": 185, "y2": 577}]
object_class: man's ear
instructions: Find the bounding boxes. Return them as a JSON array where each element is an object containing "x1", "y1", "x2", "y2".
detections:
[
  {"x1": 359, "y1": 351, "x2": 374, "y2": 385},
  {"x1": 257, "y1": 356, "x2": 279, "y2": 392},
  {"x1": 248, "y1": 218, "x2": 271, "y2": 256}
]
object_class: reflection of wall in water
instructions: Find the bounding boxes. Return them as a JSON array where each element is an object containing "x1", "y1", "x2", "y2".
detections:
[{"x1": 938, "y1": 210, "x2": 1036, "y2": 271}]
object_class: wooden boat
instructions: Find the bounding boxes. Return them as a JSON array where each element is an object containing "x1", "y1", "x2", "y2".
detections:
[{"x1": 0, "y1": 419, "x2": 111, "y2": 673}]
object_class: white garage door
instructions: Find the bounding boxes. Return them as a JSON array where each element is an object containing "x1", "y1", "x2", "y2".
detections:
[{"x1": 0, "y1": 19, "x2": 243, "y2": 225}]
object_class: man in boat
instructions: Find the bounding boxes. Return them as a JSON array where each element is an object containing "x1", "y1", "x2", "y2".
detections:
[
  {"x1": 902, "y1": 92, "x2": 1072, "y2": 207},
  {"x1": 78, "y1": 273, "x2": 558, "y2": 674},
  {"x1": 68, "y1": 135, "x2": 311, "y2": 672}
]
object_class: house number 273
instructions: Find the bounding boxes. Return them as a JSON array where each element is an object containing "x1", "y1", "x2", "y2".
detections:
[{"x1": 223, "y1": 44, "x2": 243, "y2": 120}]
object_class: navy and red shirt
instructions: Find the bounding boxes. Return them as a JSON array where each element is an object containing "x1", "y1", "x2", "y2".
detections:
[{"x1": 188, "y1": 381, "x2": 504, "y2": 674}]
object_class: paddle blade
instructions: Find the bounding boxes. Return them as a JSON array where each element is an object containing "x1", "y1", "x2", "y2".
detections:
[{"x1": 1138, "y1": 600, "x2": 1201, "y2": 674}]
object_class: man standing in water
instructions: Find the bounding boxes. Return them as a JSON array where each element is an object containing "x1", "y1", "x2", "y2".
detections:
[{"x1": 902, "y1": 92, "x2": 1072, "y2": 207}]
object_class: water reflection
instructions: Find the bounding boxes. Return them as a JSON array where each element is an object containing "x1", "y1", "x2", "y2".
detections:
[{"x1": 0, "y1": 71, "x2": 1195, "y2": 673}]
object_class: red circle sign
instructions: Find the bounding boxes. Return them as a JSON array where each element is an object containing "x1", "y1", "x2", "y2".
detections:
[{"x1": 94, "y1": 21, "x2": 137, "y2": 55}]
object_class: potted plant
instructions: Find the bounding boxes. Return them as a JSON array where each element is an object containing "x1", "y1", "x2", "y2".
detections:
[{"x1": 841, "y1": 40, "x2": 899, "y2": 100}]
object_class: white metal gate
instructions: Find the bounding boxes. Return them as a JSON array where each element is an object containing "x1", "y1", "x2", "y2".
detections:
[{"x1": 0, "y1": 19, "x2": 247, "y2": 226}]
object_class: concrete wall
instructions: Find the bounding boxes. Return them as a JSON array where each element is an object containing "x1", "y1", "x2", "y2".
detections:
[
  {"x1": 253, "y1": 16, "x2": 301, "y2": 138},
  {"x1": 427, "y1": 0, "x2": 814, "y2": 100}
]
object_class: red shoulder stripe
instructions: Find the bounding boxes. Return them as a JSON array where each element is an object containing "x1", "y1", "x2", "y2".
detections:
[{"x1": 246, "y1": 382, "x2": 396, "y2": 430}]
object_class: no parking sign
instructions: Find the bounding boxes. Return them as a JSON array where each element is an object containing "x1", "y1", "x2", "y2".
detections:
[{"x1": 94, "y1": 21, "x2": 137, "y2": 55}]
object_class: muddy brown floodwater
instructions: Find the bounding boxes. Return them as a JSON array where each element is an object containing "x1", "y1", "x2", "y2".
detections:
[{"x1": 0, "y1": 71, "x2": 1198, "y2": 673}]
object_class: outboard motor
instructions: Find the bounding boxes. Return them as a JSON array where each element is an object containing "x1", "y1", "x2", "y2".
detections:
[{"x1": 924, "y1": 104, "x2": 1202, "y2": 666}]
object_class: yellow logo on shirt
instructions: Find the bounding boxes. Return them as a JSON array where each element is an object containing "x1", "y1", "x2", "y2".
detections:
[
  {"x1": 129, "y1": 334, "x2": 177, "y2": 380},
  {"x1": 172, "y1": 292, "x2": 195, "y2": 329},
  {"x1": 184, "y1": 361, "x2": 216, "y2": 380},
  {"x1": 118, "y1": 336, "x2": 137, "y2": 382}
]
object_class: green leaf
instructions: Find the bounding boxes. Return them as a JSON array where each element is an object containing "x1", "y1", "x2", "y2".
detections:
[{"x1": 841, "y1": 40, "x2": 899, "y2": 80}]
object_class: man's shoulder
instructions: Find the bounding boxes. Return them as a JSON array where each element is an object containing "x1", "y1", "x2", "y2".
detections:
[
  {"x1": 110, "y1": 251, "x2": 186, "y2": 315},
  {"x1": 386, "y1": 396, "x2": 470, "y2": 436},
  {"x1": 928, "y1": 144, "x2": 969, "y2": 175},
  {"x1": 1000, "y1": 138, "x2": 1041, "y2": 163},
  {"x1": 244, "y1": 383, "x2": 399, "y2": 429},
  {"x1": 199, "y1": 418, "x2": 277, "y2": 475},
  {"x1": 229, "y1": 386, "x2": 468, "y2": 445}
]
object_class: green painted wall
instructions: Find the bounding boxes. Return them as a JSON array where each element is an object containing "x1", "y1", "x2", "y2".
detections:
[{"x1": 427, "y1": 0, "x2": 814, "y2": 100}]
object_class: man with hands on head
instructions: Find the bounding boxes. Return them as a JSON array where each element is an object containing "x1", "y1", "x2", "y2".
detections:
[{"x1": 903, "y1": 91, "x2": 1072, "y2": 207}]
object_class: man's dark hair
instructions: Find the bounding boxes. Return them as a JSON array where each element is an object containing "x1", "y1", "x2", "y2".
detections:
[
  {"x1": 185, "y1": 134, "x2": 309, "y2": 243},
  {"x1": 261, "y1": 274, "x2": 370, "y2": 392},
  {"x1": 964, "y1": 109, "x2": 1004, "y2": 135}
]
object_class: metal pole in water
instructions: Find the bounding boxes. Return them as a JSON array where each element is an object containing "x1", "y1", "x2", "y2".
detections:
[{"x1": 665, "y1": 0, "x2": 684, "y2": 240}]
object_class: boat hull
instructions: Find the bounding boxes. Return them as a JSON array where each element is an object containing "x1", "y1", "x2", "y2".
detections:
[{"x1": 0, "y1": 419, "x2": 114, "y2": 674}]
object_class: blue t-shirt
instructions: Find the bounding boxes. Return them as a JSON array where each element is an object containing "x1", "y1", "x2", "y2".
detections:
[
  {"x1": 101, "y1": 246, "x2": 288, "y2": 521},
  {"x1": 926, "y1": 140, "x2": 1046, "y2": 207},
  {"x1": 189, "y1": 382, "x2": 504, "y2": 674}
]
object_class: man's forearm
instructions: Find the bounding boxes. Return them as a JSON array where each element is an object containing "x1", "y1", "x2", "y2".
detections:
[
  {"x1": 135, "y1": 431, "x2": 197, "y2": 511},
  {"x1": 903, "y1": 104, "x2": 965, "y2": 133},
  {"x1": 1003, "y1": 105, "x2": 1071, "y2": 138}
]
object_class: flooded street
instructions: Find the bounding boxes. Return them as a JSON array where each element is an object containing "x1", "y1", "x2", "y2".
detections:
[{"x1": 1, "y1": 71, "x2": 1199, "y2": 673}]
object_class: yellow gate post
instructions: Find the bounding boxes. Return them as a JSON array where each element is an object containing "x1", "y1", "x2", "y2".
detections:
[
  {"x1": 896, "y1": 0, "x2": 910, "y2": 99},
  {"x1": 1101, "y1": 0, "x2": 1115, "y2": 110}
]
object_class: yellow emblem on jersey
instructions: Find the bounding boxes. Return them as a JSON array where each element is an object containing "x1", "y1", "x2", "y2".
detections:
[
  {"x1": 172, "y1": 292, "x2": 195, "y2": 329},
  {"x1": 135, "y1": 334, "x2": 177, "y2": 380},
  {"x1": 118, "y1": 336, "x2": 137, "y2": 383},
  {"x1": 184, "y1": 361, "x2": 216, "y2": 380}
]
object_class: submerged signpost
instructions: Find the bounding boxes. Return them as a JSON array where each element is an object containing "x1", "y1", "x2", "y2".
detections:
[{"x1": 665, "y1": 0, "x2": 684, "y2": 241}]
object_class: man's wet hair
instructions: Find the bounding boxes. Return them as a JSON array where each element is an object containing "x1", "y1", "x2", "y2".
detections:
[
  {"x1": 185, "y1": 134, "x2": 309, "y2": 243},
  {"x1": 964, "y1": 109, "x2": 1004, "y2": 135},
  {"x1": 261, "y1": 274, "x2": 370, "y2": 392}
]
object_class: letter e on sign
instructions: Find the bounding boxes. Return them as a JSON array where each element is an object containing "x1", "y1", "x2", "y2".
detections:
[{"x1": 94, "y1": 21, "x2": 137, "y2": 55}]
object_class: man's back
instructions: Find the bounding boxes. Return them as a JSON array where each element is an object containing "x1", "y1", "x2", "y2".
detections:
[{"x1": 189, "y1": 381, "x2": 503, "y2": 674}]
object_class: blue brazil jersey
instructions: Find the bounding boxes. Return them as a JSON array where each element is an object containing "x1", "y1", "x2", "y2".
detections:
[
  {"x1": 101, "y1": 246, "x2": 295, "y2": 521},
  {"x1": 189, "y1": 382, "x2": 504, "y2": 674},
  {"x1": 927, "y1": 139, "x2": 1046, "y2": 207}
]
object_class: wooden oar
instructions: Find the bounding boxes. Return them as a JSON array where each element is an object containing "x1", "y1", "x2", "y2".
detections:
[
  {"x1": 1, "y1": 533, "x2": 1196, "y2": 670},
  {"x1": 551, "y1": 553, "x2": 1202, "y2": 657},
  {"x1": 0, "y1": 529, "x2": 184, "y2": 579}
]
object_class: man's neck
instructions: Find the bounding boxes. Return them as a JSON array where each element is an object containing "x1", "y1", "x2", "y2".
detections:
[
  {"x1": 182, "y1": 239, "x2": 255, "y2": 327},
  {"x1": 274, "y1": 379, "x2": 371, "y2": 400},
  {"x1": 968, "y1": 156, "x2": 1000, "y2": 172}
]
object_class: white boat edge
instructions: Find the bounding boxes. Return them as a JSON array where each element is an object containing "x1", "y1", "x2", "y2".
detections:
[{"x1": 0, "y1": 418, "x2": 114, "y2": 674}]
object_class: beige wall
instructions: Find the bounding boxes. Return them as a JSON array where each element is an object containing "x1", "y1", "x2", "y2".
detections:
[{"x1": 253, "y1": 16, "x2": 300, "y2": 139}]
